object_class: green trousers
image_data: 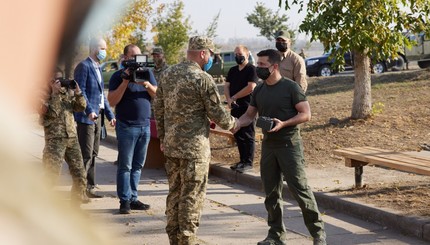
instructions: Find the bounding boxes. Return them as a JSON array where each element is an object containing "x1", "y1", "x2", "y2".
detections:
[{"x1": 260, "y1": 135, "x2": 325, "y2": 241}]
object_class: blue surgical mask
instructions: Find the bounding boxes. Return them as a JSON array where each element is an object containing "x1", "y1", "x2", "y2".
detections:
[
  {"x1": 96, "y1": 50, "x2": 107, "y2": 61},
  {"x1": 203, "y1": 56, "x2": 213, "y2": 71}
]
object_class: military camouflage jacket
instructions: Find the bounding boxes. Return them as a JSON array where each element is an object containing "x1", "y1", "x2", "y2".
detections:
[
  {"x1": 154, "y1": 60, "x2": 236, "y2": 159},
  {"x1": 152, "y1": 62, "x2": 169, "y2": 82},
  {"x1": 41, "y1": 89, "x2": 86, "y2": 139}
]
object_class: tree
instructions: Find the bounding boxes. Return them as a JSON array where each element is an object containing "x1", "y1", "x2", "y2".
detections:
[
  {"x1": 104, "y1": 0, "x2": 153, "y2": 60},
  {"x1": 246, "y1": 2, "x2": 294, "y2": 41},
  {"x1": 205, "y1": 11, "x2": 221, "y2": 39},
  {"x1": 281, "y1": 0, "x2": 430, "y2": 119},
  {"x1": 152, "y1": 1, "x2": 191, "y2": 64}
]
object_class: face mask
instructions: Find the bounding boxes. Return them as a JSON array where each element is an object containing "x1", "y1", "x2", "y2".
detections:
[
  {"x1": 235, "y1": 55, "x2": 245, "y2": 65},
  {"x1": 256, "y1": 66, "x2": 272, "y2": 80},
  {"x1": 276, "y1": 42, "x2": 288, "y2": 52},
  {"x1": 96, "y1": 49, "x2": 107, "y2": 61},
  {"x1": 203, "y1": 56, "x2": 213, "y2": 71}
]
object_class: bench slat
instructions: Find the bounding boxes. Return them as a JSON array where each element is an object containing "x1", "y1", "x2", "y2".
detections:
[
  {"x1": 349, "y1": 147, "x2": 430, "y2": 168},
  {"x1": 335, "y1": 147, "x2": 430, "y2": 168},
  {"x1": 334, "y1": 147, "x2": 430, "y2": 176}
]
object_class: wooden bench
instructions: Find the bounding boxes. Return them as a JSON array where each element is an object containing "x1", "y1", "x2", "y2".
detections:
[{"x1": 333, "y1": 146, "x2": 430, "y2": 187}]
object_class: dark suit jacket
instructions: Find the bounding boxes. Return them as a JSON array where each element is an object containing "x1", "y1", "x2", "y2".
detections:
[{"x1": 73, "y1": 57, "x2": 115, "y2": 124}]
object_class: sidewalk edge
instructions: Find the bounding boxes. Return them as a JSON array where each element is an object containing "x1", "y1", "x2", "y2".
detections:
[{"x1": 208, "y1": 163, "x2": 430, "y2": 242}]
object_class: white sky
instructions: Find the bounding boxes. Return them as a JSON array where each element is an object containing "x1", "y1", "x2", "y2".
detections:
[
  {"x1": 80, "y1": 0, "x2": 307, "y2": 42},
  {"x1": 157, "y1": 0, "x2": 307, "y2": 40}
]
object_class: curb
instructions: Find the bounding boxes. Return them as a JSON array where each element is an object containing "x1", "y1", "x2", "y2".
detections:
[
  {"x1": 104, "y1": 134, "x2": 430, "y2": 242},
  {"x1": 208, "y1": 163, "x2": 430, "y2": 242}
]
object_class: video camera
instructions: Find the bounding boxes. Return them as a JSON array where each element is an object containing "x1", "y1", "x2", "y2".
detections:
[
  {"x1": 58, "y1": 78, "x2": 77, "y2": 89},
  {"x1": 121, "y1": 54, "x2": 154, "y2": 82}
]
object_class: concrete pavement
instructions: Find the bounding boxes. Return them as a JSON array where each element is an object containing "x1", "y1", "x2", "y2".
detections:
[{"x1": 27, "y1": 127, "x2": 429, "y2": 245}]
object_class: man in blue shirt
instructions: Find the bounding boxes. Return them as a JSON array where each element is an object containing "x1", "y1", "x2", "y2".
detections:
[{"x1": 108, "y1": 44, "x2": 157, "y2": 214}]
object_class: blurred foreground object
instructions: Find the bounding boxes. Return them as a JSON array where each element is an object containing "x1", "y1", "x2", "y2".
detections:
[{"x1": 0, "y1": 1, "x2": 117, "y2": 244}]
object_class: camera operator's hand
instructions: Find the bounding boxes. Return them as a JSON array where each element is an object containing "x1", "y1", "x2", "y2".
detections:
[
  {"x1": 136, "y1": 81, "x2": 150, "y2": 88},
  {"x1": 50, "y1": 79, "x2": 61, "y2": 95},
  {"x1": 73, "y1": 82, "x2": 82, "y2": 95},
  {"x1": 88, "y1": 112, "x2": 98, "y2": 122}
]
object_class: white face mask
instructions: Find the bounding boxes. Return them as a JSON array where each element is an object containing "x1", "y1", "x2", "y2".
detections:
[{"x1": 96, "y1": 50, "x2": 107, "y2": 61}]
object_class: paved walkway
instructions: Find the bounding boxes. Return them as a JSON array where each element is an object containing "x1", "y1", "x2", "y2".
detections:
[{"x1": 27, "y1": 128, "x2": 429, "y2": 245}]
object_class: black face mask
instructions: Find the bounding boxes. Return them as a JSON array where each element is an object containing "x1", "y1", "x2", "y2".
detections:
[
  {"x1": 276, "y1": 42, "x2": 288, "y2": 52},
  {"x1": 256, "y1": 66, "x2": 272, "y2": 80},
  {"x1": 235, "y1": 55, "x2": 245, "y2": 65}
]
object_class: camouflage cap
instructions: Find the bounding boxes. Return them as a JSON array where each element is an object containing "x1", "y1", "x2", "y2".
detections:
[
  {"x1": 188, "y1": 36, "x2": 215, "y2": 52},
  {"x1": 151, "y1": 47, "x2": 164, "y2": 54},
  {"x1": 275, "y1": 30, "x2": 290, "y2": 40}
]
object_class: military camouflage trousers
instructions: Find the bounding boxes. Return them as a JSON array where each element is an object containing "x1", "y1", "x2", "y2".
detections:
[
  {"x1": 43, "y1": 137, "x2": 87, "y2": 202},
  {"x1": 164, "y1": 156, "x2": 210, "y2": 245}
]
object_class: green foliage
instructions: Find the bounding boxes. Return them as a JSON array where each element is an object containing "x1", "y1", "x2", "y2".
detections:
[
  {"x1": 104, "y1": 0, "x2": 153, "y2": 60},
  {"x1": 205, "y1": 11, "x2": 220, "y2": 39},
  {"x1": 152, "y1": 1, "x2": 191, "y2": 64},
  {"x1": 281, "y1": 0, "x2": 430, "y2": 65},
  {"x1": 371, "y1": 102, "x2": 385, "y2": 116},
  {"x1": 246, "y1": 2, "x2": 295, "y2": 41},
  {"x1": 279, "y1": 0, "x2": 430, "y2": 119}
]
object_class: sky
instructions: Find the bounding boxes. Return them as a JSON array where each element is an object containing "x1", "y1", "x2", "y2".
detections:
[
  {"x1": 79, "y1": 0, "x2": 308, "y2": 43},
  {"x1": 158, "y1": 0, "x2": 307, "y2": 40}
]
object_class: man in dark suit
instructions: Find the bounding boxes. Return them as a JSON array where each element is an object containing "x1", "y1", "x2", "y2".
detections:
[{"x1": 74, "y1": 37, "x2": 116, "y2": 198}]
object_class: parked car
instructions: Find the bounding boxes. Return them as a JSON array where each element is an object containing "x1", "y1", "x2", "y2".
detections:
[
  {"x1": 101, "y1": 60, "x2": 120, "y2": 84},
  {"x1": 305, "y1": 51, "x2": 404, "y2": 77},
  {"x1": 207, "y1": 51, "x2": 255, "y2": 77}
]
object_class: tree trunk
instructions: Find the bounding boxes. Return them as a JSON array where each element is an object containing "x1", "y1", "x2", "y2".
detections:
[{"x1": 351, "y1": 50, "x2": 372, "y2": 119}]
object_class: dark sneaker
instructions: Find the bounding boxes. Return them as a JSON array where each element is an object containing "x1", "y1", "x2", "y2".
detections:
[
  {"x1": 119, "y1": 201, "x2": 131, "y2": 214},
  {"x1": 130, "y1": 200, "x2": 150, "y2": 210},
  {"x1": 230, "y1": 162, "x2": 243, "y2": 170},
  {"x1": 236, "y1": 164, "x2": 253, "y2": 173},
  {"x1": 313, "y1": 237, "x2": 327, "y2": 245},
  {"x1": 257, "y1": 237, "x2": 286, "y2": 245}
]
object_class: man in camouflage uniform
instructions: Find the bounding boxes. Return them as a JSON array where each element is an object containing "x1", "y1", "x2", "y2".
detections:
[
  {"x1": 154, "y1": 36, "x2": 237, "y2": 245},
  {"x1": 40, "y1": 68, "x2": 89, "y2": 205},
  {"x1": 151, "y1": 47, "x2": 169, "y2": 82}
]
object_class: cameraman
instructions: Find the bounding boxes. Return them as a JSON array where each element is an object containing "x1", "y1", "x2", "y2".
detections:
[
  {"x1": 40, "y1": 67, "x2": 89, "y2": 206},
  {"x1": 108, "y1": 44, "x2": 157, "y2": 214}
]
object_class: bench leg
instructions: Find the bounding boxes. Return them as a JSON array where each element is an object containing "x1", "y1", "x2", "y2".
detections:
[{"x1": 354, "y1": 166, "x2": 363, "y2": 188}]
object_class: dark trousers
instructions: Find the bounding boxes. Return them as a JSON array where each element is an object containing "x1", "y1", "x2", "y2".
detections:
[
  {"x1": 77, "y1": 119, "x2": 101, "y2": 188},
  {"x1": 260, "y1": 133, "x2": 325, "y2": 240},
  {"x1": 231, "y1": 107, "x2": 255, "y2": 165}
]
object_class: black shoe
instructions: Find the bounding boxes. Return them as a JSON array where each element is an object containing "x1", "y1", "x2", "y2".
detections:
[
  {"x1": 257, "y1": 237, "x2": 286, "y2": 245},
  {"x1": 236, "y1": 164, "x2": 253, "y2": 173},
  {"x1": 230, "y1": 162, "x2": 243, "y2": 170},
  {"x1": 119, "y1": 201, "x2": 131, "y2": 214},
  {"x1": 130, "y1": 200, "x2": 150, "y2": 210},
  {"x1": 86, "y1": 188, "x2": 103, "y2": 198}
]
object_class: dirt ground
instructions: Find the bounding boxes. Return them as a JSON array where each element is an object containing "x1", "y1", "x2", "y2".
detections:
[{"x1": 210, "y1": 68, "x2": 430, "y2": 217}]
